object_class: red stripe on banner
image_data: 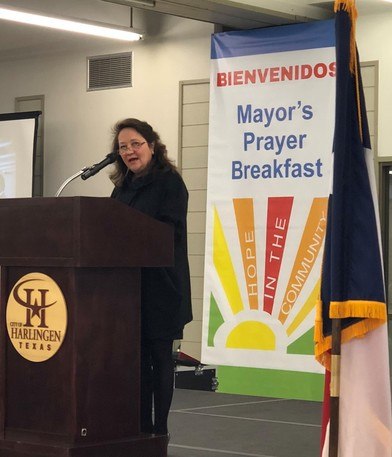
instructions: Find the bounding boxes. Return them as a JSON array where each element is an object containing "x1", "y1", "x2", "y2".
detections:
[{"x1": 263, "y1": 196, "x2": 293, "y2": 314}]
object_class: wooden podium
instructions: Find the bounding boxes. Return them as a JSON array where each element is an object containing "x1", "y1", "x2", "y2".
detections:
[{"x1": 0, "y1": 197, "x2": 173, "y2": 457}]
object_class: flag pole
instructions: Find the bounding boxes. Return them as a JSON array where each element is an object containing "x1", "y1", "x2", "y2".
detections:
[
  {"x1": 329, "y1": 318, "x2": 342, "y2": 457},
  {"x1": 328, "y1": 3, "x2": 357, "y2": 456},
  {"x1": 316, "y1": 1, "x2": 391, "y2": 455}
]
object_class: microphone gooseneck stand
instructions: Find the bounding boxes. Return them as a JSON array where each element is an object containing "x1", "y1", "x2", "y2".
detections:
[
  {"x1": 55, "y1": 152, "x2": 117, "y2": 197},
  {"x1": 55, "y1": 169, "x2": 87, "y2": 197}
]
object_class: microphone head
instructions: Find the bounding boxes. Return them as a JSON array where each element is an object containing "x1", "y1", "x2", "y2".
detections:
[{"x1": 106, "y1": 151, "x2": 117, "y2": 163}]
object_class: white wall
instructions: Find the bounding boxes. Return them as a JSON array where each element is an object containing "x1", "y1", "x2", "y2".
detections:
[
  {"x1": 0, "y1": 7, "x2": 390, "y2": 190},
  {"x1": 0, "y1": 10, "x2": 213, "y2": 197},
  {"x1": 357, "y1": 11, "x2": 392, "y2": 158}
]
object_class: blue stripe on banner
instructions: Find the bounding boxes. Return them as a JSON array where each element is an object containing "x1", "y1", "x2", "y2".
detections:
[{"x1": 211, "y1": 20, "x2": 335, "y2": 59}]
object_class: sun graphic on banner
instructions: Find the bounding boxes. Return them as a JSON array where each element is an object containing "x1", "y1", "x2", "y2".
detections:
[
  {"x1": 206, "y1": 197, "x2": 327, "y2": 359},
  {"x1": 226, "y1": 315, "x2": 275, "y2": 349}
]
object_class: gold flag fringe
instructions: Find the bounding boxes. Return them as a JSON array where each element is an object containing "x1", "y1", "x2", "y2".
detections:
[
  {"x1": 314, "y1": 298, "x2": 324, "y2": 345},
  {"x1": 330, "y1": 300, "x2": 387, "y2": 319},
  {"x1": 315, "y1": 299, "x2": 387, "y2": 370},
  {"x1": 334, "y1": 0, "x2": 358, "y2": 75}
]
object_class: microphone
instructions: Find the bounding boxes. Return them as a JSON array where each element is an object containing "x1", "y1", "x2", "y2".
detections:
[{"x1": 81, "y1": 152, "x2": 117, "y2": 180}]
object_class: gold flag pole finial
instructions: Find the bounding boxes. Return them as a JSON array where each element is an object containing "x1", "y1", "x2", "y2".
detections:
[{"x1": 334, "y1": 0, "x2": 358, "y2": 74}]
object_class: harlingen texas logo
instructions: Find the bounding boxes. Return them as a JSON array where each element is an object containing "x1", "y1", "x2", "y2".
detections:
[{"x1": 6, "y1": 272, "x2": 67, "y2": 362}]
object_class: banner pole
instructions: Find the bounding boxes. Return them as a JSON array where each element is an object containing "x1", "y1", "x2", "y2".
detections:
[{"x1": 329, "y1": 318, "x2": 342, "y2": 457}]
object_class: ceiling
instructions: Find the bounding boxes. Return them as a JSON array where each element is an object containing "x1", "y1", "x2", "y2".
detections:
[
  {"x1": 117, "y1": 0, "x2": 392, "y2": 26},
  {"x1": 0, "y1": 0, "x2": 391, "y2": 61}
]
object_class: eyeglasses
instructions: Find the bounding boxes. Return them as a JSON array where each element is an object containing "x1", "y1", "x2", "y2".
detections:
[{"x1": 119, "y1": 141, "x2": 146, "y2": 154}]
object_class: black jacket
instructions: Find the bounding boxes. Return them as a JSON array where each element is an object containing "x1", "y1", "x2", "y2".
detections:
[{"x1": 111, "y1": 167, "x2": 192, "y2": 340}]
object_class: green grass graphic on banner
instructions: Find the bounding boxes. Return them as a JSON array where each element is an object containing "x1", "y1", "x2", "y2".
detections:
[
  {"x1": 217, "y1": 366, "x2": 323, "y2": 401},
  {"x1": 208, "y1": 293, "x2": 224, "y2": 347},
  {"x1": 287, "y1": 327, "x2": 315, "y2": 355}
]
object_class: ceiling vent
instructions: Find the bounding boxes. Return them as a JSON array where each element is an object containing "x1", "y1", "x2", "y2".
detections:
[{"x1": 87, "y1": 52, "x2": 132, "y2": 91}]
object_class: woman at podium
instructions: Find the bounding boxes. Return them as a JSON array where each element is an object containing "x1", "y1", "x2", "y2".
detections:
[{"x1": 110, "y1": 118, "x2": 192, "y2": 437}]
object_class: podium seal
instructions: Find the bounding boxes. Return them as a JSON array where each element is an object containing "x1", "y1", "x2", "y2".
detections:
[{"x1": 6, "y1": 272, "x2": 68, "y2": 362}]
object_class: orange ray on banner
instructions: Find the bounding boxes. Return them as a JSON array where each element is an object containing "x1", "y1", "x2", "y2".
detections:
[
  {"x1": 286, "y1": 279, "x2": 320, "y2": 336},
  {"x1": 233, "y1": 198, "x2": 258, "y2": 310},
  {"x1": 278, "y1": 198, "x2": 327, "y2": 325}
]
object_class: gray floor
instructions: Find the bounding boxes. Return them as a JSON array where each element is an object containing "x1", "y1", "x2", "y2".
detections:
[
  {"x1": 166, "y1": 328, "x2": 392, "y2": 456},
  {"x1": 168, "y1": 389, "x2": 322, "y2": 457}
]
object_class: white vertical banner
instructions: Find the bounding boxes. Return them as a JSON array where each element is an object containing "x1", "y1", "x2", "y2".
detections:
[{"x1": 202, "y1": 21, "x2": 335, "y2": 375}]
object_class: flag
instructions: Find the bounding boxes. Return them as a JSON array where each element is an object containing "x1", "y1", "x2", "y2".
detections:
[{"x1": 314, "y1": 1, "x2": 392, "y2": 456}]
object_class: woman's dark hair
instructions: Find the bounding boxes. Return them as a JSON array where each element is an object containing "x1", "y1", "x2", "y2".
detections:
[{"x1": 109, "y1": 118, "x2": 176, "y2": 186}]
